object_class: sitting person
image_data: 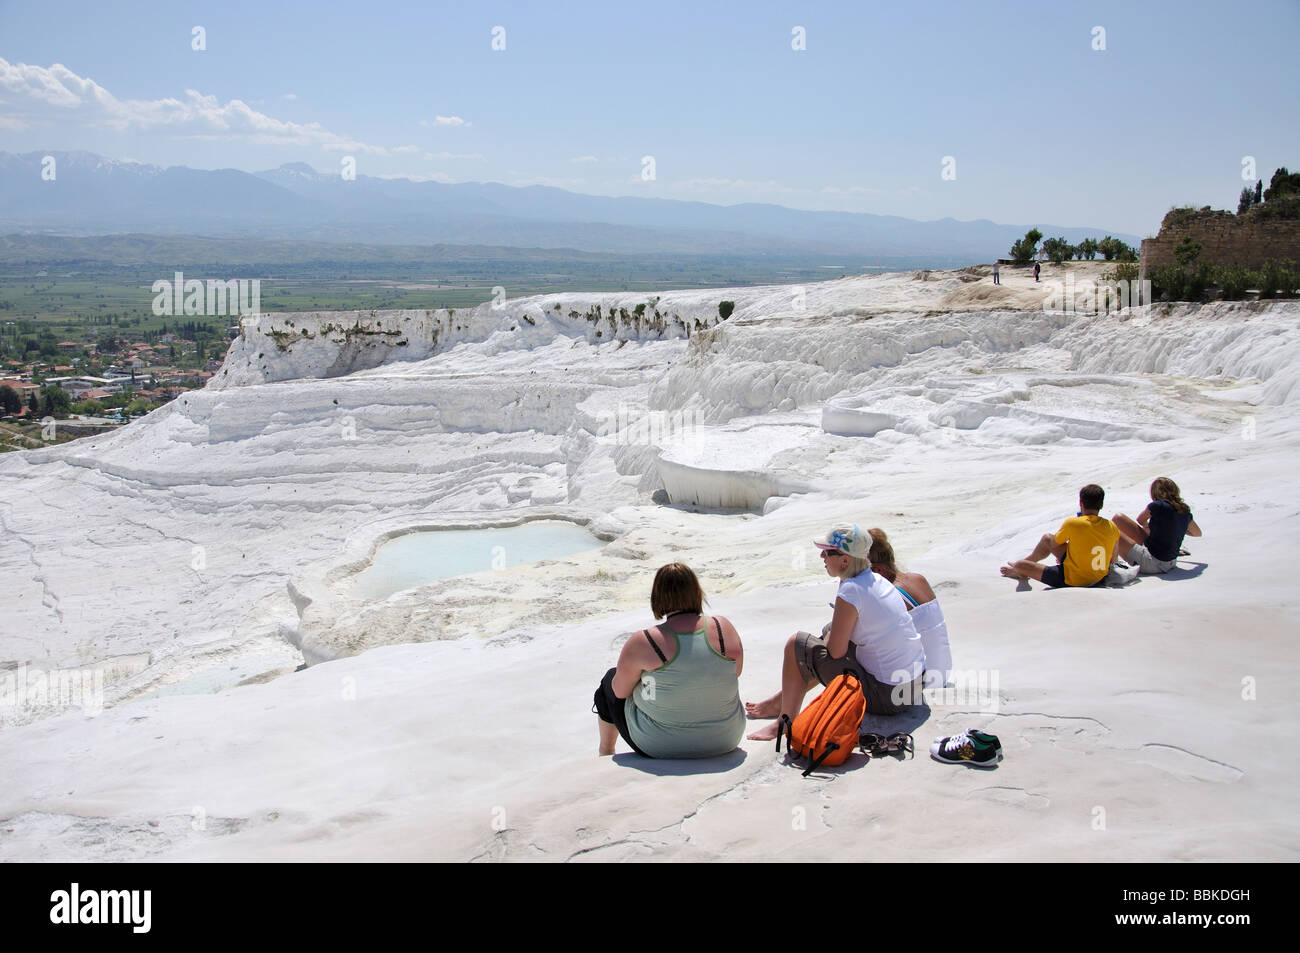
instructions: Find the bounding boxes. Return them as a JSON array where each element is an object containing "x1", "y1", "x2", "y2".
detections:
[
  {"x1": 746, "y1": 523, "x2": 925, "y2": 740},
  {"x1": 1000, "y1": 483, "x2": 1119, "y2": 588},
  {"x1": 593, "y1": 562, "x2": 744, "y2": 758},
  {"x1": 1113, "y1": 476, "x2": 1202, "y2": 574},
  {"x1": 868, "y1": 528, "x2": 953, "y2": 689}
]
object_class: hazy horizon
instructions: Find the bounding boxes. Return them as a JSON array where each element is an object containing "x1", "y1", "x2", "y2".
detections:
[
  {"x1": 3, "y1": 0, "x2": 1298, "y2": 238},
  {"x1": 0, "y1": 148, "x2": 1146, "y2": 243}
]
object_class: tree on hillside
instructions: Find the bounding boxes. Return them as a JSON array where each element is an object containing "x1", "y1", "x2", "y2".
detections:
[
  {"x1": 1010, "y1": 228, "x2": 1043, "y2": 264},
  {"x1": 1042, "y1": 237, "x2": 1073, "y2": 264},
  {"x1": 0, "y1": 385, "x2": 21, "y2": 415},
  {"x1": 1077, "y1": 238, "x2": 1099, "y2": 260},
  {"x1": 1239, "y1": 186, "x2": 1254, "y2": 214},
  {"x1": 1263, "y1": 167, "x2": 1300, "y2": 203},
  {"x1": 1097, "y1": 236, "x2": 1137, "y2": 262},
  {"x1": 40, "y1": 386, "x2": 71, "y2": 418}
]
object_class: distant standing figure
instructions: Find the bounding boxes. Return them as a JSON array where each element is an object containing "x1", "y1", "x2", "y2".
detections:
[
  {"x1": 1113, "y1": 477, "x2": 1202, "y2": 574},
  {"x1": 1033, "y1": 261, "x2": 1041, "y2": 282},
  {"x1": 992, "y1": 262, "x2": 1000, "y2": 285}
]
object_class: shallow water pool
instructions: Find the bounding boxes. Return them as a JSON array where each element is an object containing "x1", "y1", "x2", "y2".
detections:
[{"x1": 346, "y1": 520, "x2": 603, "y2": 602}]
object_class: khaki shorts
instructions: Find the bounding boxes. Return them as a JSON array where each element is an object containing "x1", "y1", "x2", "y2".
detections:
[
  {"x1": 793, "y1": 631, "x2": 922, "y2": 716},
  {"x1": 1128, "y1": 543, "x2": 1177, "y2": 575}
]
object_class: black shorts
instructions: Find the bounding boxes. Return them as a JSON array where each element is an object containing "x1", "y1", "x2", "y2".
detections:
[
  {"x1": 1040, "y1": 563, "x2": 1067, "y2": 588},
  {"x1": 592, "y1": 668, "x2": 650, "y2": 757}
]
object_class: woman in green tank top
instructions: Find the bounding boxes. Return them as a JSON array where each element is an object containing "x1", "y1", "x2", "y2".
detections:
[{"x1": 593, "y1": 563, "x2": 745, "y2": 759}]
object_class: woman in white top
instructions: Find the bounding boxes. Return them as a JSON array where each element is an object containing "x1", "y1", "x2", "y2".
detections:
[
  {"x1": 868, "y1": 528, "x2": 953, "y2": 689},
  {"x1": 746, "y1": 523, "x2": 926, "y2": 741}
]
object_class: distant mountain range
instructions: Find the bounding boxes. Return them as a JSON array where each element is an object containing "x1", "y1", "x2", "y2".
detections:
[{"x1": 1, "y1": 151, "x2": 1141, "y2": 264}]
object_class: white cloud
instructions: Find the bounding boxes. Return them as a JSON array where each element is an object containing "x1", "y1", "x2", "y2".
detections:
[
  {"x1": 0, "y1": 56, "x2": 393, "y2": 154},
  {"x1": 419, "y1": 116, "x2": 471, "y2": 128},
  {"x1": 0, "y1": 114, "x2": 27, "y2": 130},
  {"x1": 821, "y1": 184, "x2": 886, "y2": 196},
  {"x1": 821, "y1": 183, "x2": 924, "y2": 198},
  {"x1": 374, "y1": 171, "x2": 455, "y2": 183},
  {"x1": 282, "y1": 93, "x2": 298, "y2": 100},
  {"x1": 510, "y1": 176, "x2": 584, "y2": 188},
  {"x1": 680, "y1": 177, "x2": 783, "y2": 190},
  {"x1": 569, "y1": 155, "x2": 599, "y2": 163},
  {"x1": 392, "y1": 144, "x2": 421, "y2": 154},
  {"x1": 423, "y1": 151, "x2": 483, "y2": 160}
]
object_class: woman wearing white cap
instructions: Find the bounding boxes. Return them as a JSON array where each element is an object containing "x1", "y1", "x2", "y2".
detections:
[{"x1": 746, "y1": 523, "x2": 926, "y2": 740}]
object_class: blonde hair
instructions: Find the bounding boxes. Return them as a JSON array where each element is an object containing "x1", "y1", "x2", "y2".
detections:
[{"x1": 843, "y1": 554, "x2": 871, "y2": 578}]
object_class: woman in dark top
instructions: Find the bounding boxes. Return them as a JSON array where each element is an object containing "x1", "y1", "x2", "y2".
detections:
[{"x1": 1113, "y1": 476, "x2": 1202, "y2": 574}]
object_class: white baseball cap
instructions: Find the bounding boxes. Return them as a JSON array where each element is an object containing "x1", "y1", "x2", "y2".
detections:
[{"x1": 813, "y1": 523, "x2": 869, "y2": 558}]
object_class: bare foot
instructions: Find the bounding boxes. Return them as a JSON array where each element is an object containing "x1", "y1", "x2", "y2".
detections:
[
  {"x1": 744, "y1": 695, "x2": 781, "y2": 719},
  {"x1": 747, "y1": 720, "x2": 782, "y2": 741},
  {"x1": 1000, "y1": 563, "x2": 1024, "y2": 579}
]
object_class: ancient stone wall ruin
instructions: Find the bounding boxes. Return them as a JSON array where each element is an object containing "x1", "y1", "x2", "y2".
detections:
[{"x1": 1141, "y1": 209, "x2": 1300, "y2": 278}]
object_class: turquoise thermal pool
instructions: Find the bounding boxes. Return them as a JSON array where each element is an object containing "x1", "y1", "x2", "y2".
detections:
[{"x1": 346, "y1": 520, "x2": 604, "y2": 602}]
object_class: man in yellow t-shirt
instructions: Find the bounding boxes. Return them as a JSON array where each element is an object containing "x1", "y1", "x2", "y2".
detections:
[{"x1": 1000, "y1": 484, "x2": 1120, "y2": 588}]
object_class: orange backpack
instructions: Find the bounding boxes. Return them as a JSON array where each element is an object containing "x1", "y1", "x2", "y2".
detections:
[{"x1": 776, "y1": 673, "x2": 866, "y2": 776}]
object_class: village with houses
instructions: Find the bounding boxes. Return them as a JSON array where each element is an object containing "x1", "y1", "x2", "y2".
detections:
[{"x1": 0, "y1": 324, "x2": 229, "y2": 450}]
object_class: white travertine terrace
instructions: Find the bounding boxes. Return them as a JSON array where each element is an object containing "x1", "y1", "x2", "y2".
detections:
[{"x1": 1, "y1": 263, "x2": 1296, "y2": 860}]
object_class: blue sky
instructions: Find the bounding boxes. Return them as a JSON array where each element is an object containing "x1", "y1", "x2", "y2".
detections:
[{"x1": 1, "y1": 0, "x2": 1297, "y2": 236}]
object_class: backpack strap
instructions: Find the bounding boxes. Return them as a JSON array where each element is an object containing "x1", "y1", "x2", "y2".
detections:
[
  {"x1": 802, "y1": 741, "x2": 841, "y2": 778},
  {"x1": 776, "y1": 713, "x2": 793, "y2": 754},
  {"x1": 643, "y1": 629, "x2": 668, "y2": 665}
]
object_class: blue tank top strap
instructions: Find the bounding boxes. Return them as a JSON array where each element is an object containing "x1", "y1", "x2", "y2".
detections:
[{"x1": 894, "y1": 585, "x2": 919, "y2": 609}]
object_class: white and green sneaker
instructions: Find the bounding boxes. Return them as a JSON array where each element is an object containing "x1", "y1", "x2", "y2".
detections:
[
  {"x1": 965, "y1": 729, "x2": 1002, "y2": 755},
  {"x1": 931, "y1": 729, "x2": 1003, "y2": 767}
]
